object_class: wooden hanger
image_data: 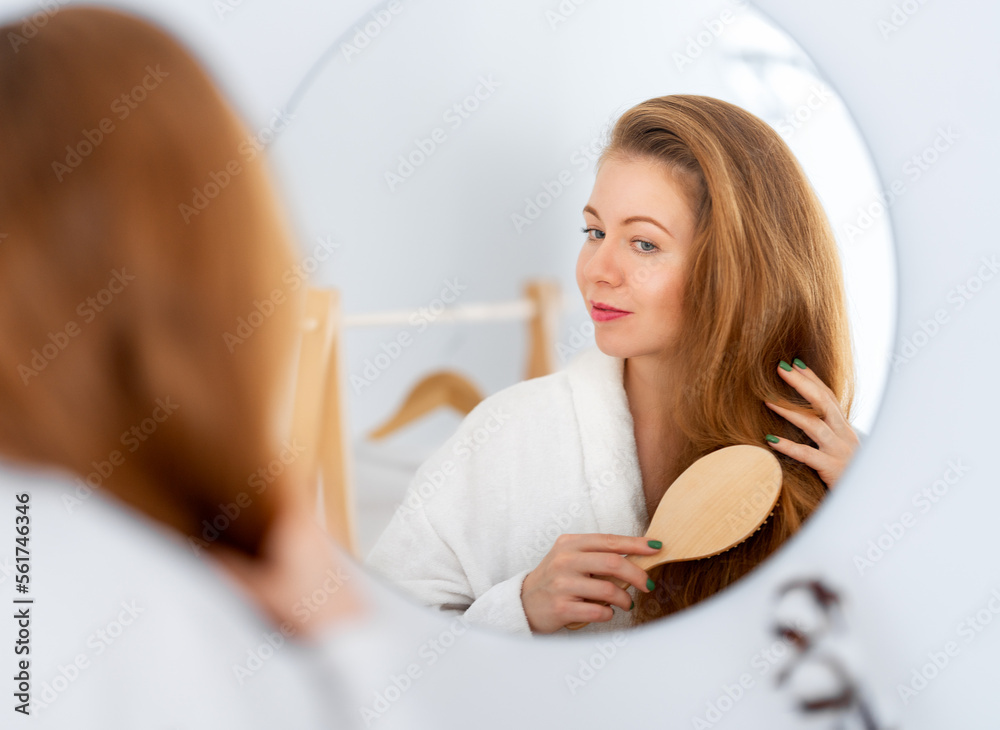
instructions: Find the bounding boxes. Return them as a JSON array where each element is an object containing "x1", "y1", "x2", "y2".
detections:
[
  {"x1": 367, "y1": 371, "x2": 484, "y2": 440},
  {"x1": 367, "y1": 278, "x2": 562, "y2": 441}
]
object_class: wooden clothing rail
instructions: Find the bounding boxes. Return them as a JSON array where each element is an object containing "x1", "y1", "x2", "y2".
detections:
[{"x1": 289, "y1": 279, "x2": 562, "y2": 555}]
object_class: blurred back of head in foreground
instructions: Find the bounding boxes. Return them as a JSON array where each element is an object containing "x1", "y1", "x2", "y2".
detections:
[{"x1": 0, "y1": 6, "x2": 310, "y2": 571}]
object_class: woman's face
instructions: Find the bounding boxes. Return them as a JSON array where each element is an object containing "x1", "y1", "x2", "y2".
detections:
[{"x1": 576, "y1": 155, "x2": 698, "y2": 361}]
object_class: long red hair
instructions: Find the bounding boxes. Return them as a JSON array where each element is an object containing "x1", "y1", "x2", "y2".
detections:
[
  {"x1": 602, "y1": 96, "x2": 856, "y2": 625},
  {"x1": 0, "y1": 7, "x2": 302, "y2": 557}
]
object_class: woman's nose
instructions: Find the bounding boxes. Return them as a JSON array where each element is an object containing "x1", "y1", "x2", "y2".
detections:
[{"x1": 583, "y1": 238, "x2": 622, "y2": 287}]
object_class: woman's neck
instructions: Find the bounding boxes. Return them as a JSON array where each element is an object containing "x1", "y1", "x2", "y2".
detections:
[
  {"x1": 623, "y1": 353, "x2": 680, "y2": 427},
  {"x1": 623, "y1": 353, "x2": 687, "y2": 518}
]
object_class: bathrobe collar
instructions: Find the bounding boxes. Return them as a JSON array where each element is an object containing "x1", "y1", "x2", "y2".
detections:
[{"x1": 565, "y1": 347, "x2": 648, "y2": 537}]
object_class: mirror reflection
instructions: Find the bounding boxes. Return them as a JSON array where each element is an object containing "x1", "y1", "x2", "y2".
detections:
[{"x1": 272, "y1": 0, "x2": 895, "y2": 634}]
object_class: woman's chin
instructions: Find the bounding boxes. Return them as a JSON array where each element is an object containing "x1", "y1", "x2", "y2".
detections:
[
  {"x1": 594, "y1": 335, "x2": 674, "y2": 363},
  {"x1": 593, "y1": 336, "x2": 636, "y2": 360}
]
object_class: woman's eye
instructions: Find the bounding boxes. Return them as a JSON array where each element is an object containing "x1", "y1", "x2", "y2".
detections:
[
  {"x1": 582, "y1": 227, "x2": 605, "y2": 240},
  {"x1": 635, "y1": 239, "x2": 657, "y2": 253}
]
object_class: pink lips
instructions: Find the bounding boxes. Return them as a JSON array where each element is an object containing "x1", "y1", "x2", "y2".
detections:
[{"x1": 590, "y1": 301, "x2": 632, "y2": 322}]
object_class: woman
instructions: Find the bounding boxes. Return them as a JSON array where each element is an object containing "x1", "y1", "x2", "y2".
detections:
[
  {"x1": 0, "y1": 6, "x2": 359, "y2": 725},
  {"x1": 367, "y1": 95, "x2": 860, "y2": 635}
]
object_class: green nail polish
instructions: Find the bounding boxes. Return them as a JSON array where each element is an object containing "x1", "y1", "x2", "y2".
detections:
[
  {"x1": 647, "y1": 540, "x2": 663, "y2": 549},
  {"x1": 778, "y1": 360, "x2": 792, "y2": 371},
  {"x1": 646, "y1": 578, "x2": 655, "y2": 591},
  {"x1": 629, "y1": 600, "x2": 634, "y2": 611},
  {"x1": 765, "y1": 434, "x2": 780, "y2": 444},
  {"x1": 793, "y1": 358, "x2": 807, "y2": 370}
]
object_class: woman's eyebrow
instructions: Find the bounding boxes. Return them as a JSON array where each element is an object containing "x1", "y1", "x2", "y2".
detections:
[
  {"x1": 584, "y1": 206, "x2": 675, "y2": 239},
  {"x1": 622, "y1": 215, "x2": 674, "y2": 238}
]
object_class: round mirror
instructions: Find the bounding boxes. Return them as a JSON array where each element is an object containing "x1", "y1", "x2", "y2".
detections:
[{"x1": 270, "y1": 0, "x2": 895, "y2": 633}]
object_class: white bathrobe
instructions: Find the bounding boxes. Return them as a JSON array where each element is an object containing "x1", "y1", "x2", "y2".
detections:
[
  {"x1": 366, "y1": 346, "x2": 649, "y2": 636},
  {"x1": 367, "y1": 347, "x2": 867, "y2": 636},
  {"x1": 0, "y1": 463, "x2": 358, "y2": 729}
]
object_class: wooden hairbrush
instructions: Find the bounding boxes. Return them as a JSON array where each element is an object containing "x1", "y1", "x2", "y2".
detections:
[{"x1": 565, "y1": 444, "x2": 782, "y2": 630}]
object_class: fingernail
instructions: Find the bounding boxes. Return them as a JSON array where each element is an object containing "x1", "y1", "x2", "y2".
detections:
[
  {"x1": 793, "y1": 358, "x2": 807, "y2": 370},
  {"x1": 765, "y1": 434, "x2": 780, "y2": 444},
  {"x1": 647, "y1": 540, "x2": 663, "y2": 549},
  {"x1": 646, "y1": 578, "x2": 655, "y2": 591},
  {"x1": 629, "y1": 600, "x2": 634, "y2": 611},
  {"x1": 778, "y1": 360, "x2": 792, "y2": 372}
]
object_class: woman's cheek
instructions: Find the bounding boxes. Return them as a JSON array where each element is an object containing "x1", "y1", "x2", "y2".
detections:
[{"x1": 575, "y1": 249, "x2": 591, "y2": 292}]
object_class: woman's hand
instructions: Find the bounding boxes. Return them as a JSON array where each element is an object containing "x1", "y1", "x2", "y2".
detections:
[
  {"x1": 520, "y1": 533, "x2": 662, "y2": 634},
  {"x1": 764, "y1": 358, "x2": 860, "y2": 489}
]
